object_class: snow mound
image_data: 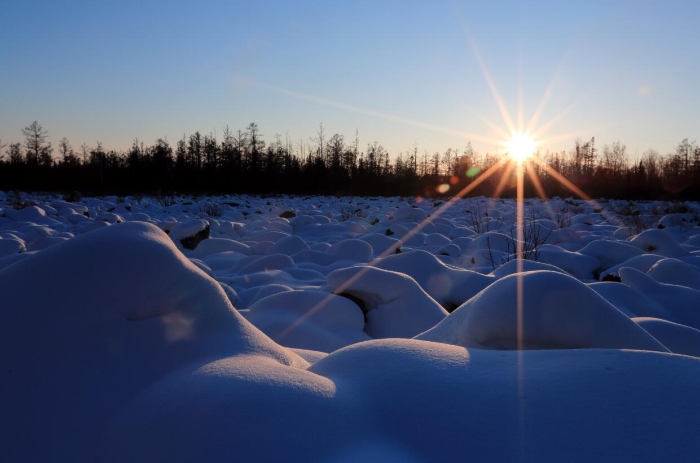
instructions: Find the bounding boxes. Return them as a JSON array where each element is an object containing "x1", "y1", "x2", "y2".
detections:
[
  {"x1": 630, "y1": 228, "x2": 689, "y2": 257},
  {"x1": 588, "y1": 282, "x2": 672, "y2": 319},
  {"x1": 169, "y1": 218, "x2": 210, "y2": 250},
  {"x1": 264, "y1": 234, "x2": 310, "y2": 256},
  {"x1": 3, "y1": 204, "x2": 46, "y2": 221},
  {"x1": 326, "y1": 265, "x2": 447, "y2": 338},
  {"x1": 374, "y1": 249, "x2": 494, "y2": 310},
  {"x1": 359, "y1": 232, "x2": 401, "y2": 255},
  {"x1": 619, "y1": 267, "x2": 700, "y2": 330},
  {"x1": 25, "y1": 235, "x2": 70, "y2": 251},
  {"x1": 469, "y1": 231, "x2": 515, "y2": 254},
  {"x1": 190, "y1": 237, "x2": 250, "y2": 258},
  {"x1": 598, "y1": 254, "x2": 663, "y2": 280},
  {"x1": 245, "y1": 290, "x2": 370, "y2": 352},
  {"x1": 419, "y1": 270, "x2": 667, "y2": 352},
  {"x1": 392, "y1": 206, "x2": 427, "y2": 222},
  {"x1": 535, "y1": 244, "x2": 600, "y2": 279},
  {"x1": 578, "y1": 239, "x2": 643, "y2": 270},
  {"x1": 100, "y1": 341, "x2": 700, "y2": 462},
  {"x1": 0, "y1": 221, "x2": 302, "y2": 461},
  {"x1": 327, "y1": 238, "x2": 373, "y2": 262},
  {"x1": 647, "y1": 257, "x2": 700, "y2": 290},
  {"x1": 235, "y1": 283, "x2": 293, "y2": 309},
  {"x1": 236, "y1": 253, "x2": 295, "y2": 275}
]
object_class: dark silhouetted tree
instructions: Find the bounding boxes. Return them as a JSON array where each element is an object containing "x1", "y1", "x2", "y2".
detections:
[{"x1": 22, "y1": 121, "x2": 49, "y2": 167}]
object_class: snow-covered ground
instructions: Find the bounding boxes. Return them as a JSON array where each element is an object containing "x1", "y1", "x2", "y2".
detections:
[{"x1": 2, "y1": 191, "x2": 700, "y2": 462}]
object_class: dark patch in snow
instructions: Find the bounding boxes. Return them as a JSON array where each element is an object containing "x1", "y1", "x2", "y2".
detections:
[
  {"x1": 337, "y1": 292, "x2": 368, "y2": 323},
  {"x1": 180, "y1": 224, "x2": 210, "y2": 250},
  {"x1": 601, "y1": 273, "x2": 622, "y2": 283},
  {"x1": 444, "y1": 302, "x2": 459, "y2": 313}
]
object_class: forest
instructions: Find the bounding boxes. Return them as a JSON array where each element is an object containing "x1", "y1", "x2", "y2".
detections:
[{"x1": 1, "y1": 121, "x2": 699, "y2": 200}]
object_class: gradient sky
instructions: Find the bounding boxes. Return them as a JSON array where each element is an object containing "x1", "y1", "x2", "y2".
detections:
[{"x1": 1, "y1": 0, "x2": 698, "y2": 161}]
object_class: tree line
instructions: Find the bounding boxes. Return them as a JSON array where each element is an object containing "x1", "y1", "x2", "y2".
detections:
[{"x1": 1, "y1": 121, "x2": 699, "y2": 199}]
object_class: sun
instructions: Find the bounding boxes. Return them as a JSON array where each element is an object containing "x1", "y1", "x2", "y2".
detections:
[{"x1": 506, "y1": 132, "x2": 536, "y2": 162}]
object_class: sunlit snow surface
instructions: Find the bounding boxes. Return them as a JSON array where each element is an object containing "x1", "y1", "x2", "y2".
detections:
[{"x1": 2, "y1": 192, "x2": 700, "y2": 462}]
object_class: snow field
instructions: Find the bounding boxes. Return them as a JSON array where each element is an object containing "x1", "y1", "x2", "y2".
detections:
[{"x1": 2, "y1": 192, "x2": 700, "y2": 461}]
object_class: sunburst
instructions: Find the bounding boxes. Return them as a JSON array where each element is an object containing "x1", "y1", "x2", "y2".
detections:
[
  {"x1": 505, "y1": 132, "x2": 537, "y2": 163},
  {"x1": 250, "y1": 22, "x2": 611, "y2": 366}
]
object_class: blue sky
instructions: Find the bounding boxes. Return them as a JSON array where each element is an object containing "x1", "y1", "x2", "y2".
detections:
[{"x1": 1, "y1": 0, "x2": 698, "y2": 160}]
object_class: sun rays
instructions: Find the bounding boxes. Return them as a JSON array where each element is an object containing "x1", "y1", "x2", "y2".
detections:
[{"x1": 264, "y1": 16, "x2": 610, "y2": 364}]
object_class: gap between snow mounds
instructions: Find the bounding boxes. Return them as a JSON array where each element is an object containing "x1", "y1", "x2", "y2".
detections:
[{"x1": 417, "y1": 270, "x2": 669, "y2": 352}]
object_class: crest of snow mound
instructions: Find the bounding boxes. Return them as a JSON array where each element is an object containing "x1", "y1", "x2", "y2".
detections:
[
  {"x1": 647, "y1": 257, "x2": 700, "y2": 290},
  {"x1": 490, "y1": 258, "x2": 567, "y2": 278},
  {"x1": 0, "y1": 221, "x2": 303, "y2": 462},
  {"x1": 326, "y1": 266, "x2": 447, "y2": 338},
  {"x1": 418, "y1": 270, "x2": 668, "y2": 352}
]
